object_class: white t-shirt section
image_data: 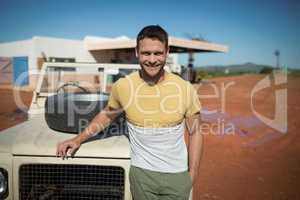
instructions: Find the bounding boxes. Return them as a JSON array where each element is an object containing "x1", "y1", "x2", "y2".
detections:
[{"x1": 127, "y1": 121, "x2": 188, "y2": 173}]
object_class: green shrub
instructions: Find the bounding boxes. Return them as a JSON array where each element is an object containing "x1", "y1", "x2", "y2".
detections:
[
  {"x1": 195, "y1": 69, "x2": 208, "y2": 81},
  {"x1": 260, "y1": 67, "x2": 274, "y2": 74}
]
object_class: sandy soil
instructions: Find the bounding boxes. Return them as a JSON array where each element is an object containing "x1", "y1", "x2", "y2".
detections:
[
  {"x1": 193, "y1": 74, "x2": 300, "y2": 199},
  {"x1": 0, "y1": 88, "x2": 32, "y2": 131},
  {"x1": 0, "y1": 74, "x2": 299, "y2": 199}
]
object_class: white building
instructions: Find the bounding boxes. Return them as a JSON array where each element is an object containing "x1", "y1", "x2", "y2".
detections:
[{"x1": 0, "y1": 35, "x2": 228, "y2": 87}]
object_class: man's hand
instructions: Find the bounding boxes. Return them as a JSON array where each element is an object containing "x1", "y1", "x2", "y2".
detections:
[
  {"x1": 56, "y1": 138, "x2": 81, "y2": 159},
  {"x1": 55, "y1": 106, "x2": 121, "y2": 159},
  {"x1": 189, "y1": 170, "x2": 197, "y2": 186}
]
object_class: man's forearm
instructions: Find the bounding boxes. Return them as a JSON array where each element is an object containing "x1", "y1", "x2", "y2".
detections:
[
  {"x1": 188, "y1": 130, "x2": 203, "y2": 179},
  {"x1": 186, "y1": 113, "x2": 203, "y2": 184},
  {"x1": 74, "y1": 107, "x2": 120, "y2": 144}
]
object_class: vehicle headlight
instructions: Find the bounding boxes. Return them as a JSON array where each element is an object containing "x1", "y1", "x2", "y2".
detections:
[{"x1": 0, "y1": 168, "x2": 8, "y2": 199}]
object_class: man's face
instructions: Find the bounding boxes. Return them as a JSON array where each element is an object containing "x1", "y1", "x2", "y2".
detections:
[{"x1": 136, "y1": 38, "x2": 169, "y2": 77}]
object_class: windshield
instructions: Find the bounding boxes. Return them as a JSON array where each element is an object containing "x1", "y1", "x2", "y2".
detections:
[{"x1": 37, "y1": 63, "x2": 138, "y2": 95}]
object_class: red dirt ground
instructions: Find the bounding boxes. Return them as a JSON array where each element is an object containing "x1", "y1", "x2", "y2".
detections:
[
  {"x1": 0, "y1": 74, "x2": 299, "y2": 199},
  {"x1": 193, "y1": 74, "x2": 300, "y2": 200},
  {"x1": 0, "y1": 88, "x2": 32, "y2": 131}
]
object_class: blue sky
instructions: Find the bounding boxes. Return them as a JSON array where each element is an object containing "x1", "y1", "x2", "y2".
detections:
[{"x1": 1, "y1": 0, "x2": 299, "y2": 68}]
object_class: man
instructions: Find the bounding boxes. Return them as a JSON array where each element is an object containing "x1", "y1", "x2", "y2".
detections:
[{"x1": 56, "y1": 25, "x2": 203, "y2": 200}]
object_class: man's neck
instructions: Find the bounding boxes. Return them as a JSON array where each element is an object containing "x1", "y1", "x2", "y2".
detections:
[{"x1": 139, "y1": 69, "x2": 165, "y2": 86}]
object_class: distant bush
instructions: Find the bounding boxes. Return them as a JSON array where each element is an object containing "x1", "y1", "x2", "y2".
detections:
[
  {"x1": 260, "y1": 67, "x2": 274, "y2": 74},
  {"x1": 195, "y1": 69, "x2": 208, "y2": 81},
  {"x1": 289, "y1": 69, "x2": 300, "y2": 77},
  {"x1": 206, "y1": 70, "x2": 255, "y2": 78},
  {"x1": 208, "y1": 71, "x2": 225, "y2": 77}
]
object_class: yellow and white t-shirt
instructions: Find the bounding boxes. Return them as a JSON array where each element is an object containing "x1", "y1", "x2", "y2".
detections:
[{"x1": 108, "y1": 71, "x2": 201, "y2": 172}]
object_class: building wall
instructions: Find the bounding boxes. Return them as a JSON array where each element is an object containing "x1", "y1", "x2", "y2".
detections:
[
  {"x1": 0, "y1": 40, "x2": 33, "y2": 87},
  {"x1": 0, "y1": 39, "x2": 33, "y2": 57},
  {"x1": 32, "y1": 37, "x2": 95, "y2": 65},
  {"x1": 0, "y1": 57, "x2": 13, "y2": 85},
  {"x1": 0, "y1": 37, "x2": 97, "y2": 87}
]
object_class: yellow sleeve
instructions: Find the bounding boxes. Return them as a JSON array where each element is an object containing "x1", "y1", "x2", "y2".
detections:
[
  {"x1": 107, "y1": 82, "x2": 121, "y2": 109},
  {"x1": 185, "y1": 83, "x2": 201, "y2": 117}
]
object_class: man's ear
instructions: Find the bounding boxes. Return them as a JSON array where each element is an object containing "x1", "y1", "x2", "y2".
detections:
[
  {"x1": 166, "y1": 46, "x2": 170, "y2": 57},
  {"x1": 135, "y1": 47, "x2": 138, "y2": 58}
]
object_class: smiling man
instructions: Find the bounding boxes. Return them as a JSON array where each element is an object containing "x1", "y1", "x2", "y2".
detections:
[{"x1": 57, "y1": 25, "x2": 203, "y2": 200}]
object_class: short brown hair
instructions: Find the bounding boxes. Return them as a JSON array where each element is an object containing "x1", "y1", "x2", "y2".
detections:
[{"x1": 136, "y1": 25, "x2": 168, "y2": 50}]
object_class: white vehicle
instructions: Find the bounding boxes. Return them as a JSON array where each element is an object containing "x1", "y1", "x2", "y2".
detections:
[{"x1": 0, "y1": 62, "x2": 193, "y2": 199}]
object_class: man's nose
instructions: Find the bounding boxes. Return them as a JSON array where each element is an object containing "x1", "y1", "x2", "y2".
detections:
[{"x1": 149, "y1": 54, "x2": 156, "y2": 64}]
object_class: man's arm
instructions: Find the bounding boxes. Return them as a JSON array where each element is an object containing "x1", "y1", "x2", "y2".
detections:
[
  {"x1": 186, "y1": 112, "x2": 203, "y2": 186},
  {"x1": 56, "y1": 106, "x2": 121, "y2": 158}
]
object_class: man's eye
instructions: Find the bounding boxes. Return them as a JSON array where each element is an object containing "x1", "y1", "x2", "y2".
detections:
[{"x1": 154, "y1": 52, "x2": 163, "y2": 56}]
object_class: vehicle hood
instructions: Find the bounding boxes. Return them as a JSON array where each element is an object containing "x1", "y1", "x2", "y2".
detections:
[{"x1": 0, "y1": 115, "x2": 130, "y2": 158}]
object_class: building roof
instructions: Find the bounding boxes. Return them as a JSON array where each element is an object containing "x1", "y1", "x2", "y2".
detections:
[{"x1": 84, "y1": 36, "x2": 228, "y2": 53}]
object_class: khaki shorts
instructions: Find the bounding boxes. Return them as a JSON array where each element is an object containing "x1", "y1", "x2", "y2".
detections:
[{"x1": 129, "y1": 165, "x2": 192, "y2": 200}]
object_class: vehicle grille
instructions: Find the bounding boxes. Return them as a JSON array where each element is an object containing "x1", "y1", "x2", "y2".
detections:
[{"x1": 19, "y1": 164, "x2": 125, "y2": 199}]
